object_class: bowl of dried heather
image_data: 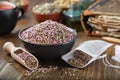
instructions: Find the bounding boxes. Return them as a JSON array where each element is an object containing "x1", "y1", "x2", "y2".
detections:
[
  {"x1": 18, "y1": 20, "x2": 77, "y2": 60},
  {"x1": 32, "y1": 3, "x2": 62, "y2": 22}
]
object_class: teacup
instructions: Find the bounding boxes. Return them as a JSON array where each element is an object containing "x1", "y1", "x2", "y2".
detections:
[{"x1": 0, "y1": 1, "x2": 24, "y2": 35}]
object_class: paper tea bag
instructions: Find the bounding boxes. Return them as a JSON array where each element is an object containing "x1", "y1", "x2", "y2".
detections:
[
  {"x1": 62, "y1": 40, "x2": 113, "y2": 68},
  {"x1": 102, "y1": 45, "x2": 120, "y2": 69},
  {"x1": 112, "y1": 45, "x2": 120, "y2": 63}
]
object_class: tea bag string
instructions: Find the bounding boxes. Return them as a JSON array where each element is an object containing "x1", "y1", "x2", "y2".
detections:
[
  {"x1": 97, "y1": 54, "x2": 107, "y2": 59},
  {"x1": 102, "y1": 54, "x2": 120, "y2": 69}
]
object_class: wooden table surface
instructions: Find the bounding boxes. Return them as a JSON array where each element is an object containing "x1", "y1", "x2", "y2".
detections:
[{"x1": 0, "y1": 0, "x2": 120, "y2": 80}]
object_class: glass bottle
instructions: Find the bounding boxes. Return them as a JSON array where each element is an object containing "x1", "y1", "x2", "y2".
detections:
[{"x1": 62, "y1": 0, "x2": 82, "y2": 32}]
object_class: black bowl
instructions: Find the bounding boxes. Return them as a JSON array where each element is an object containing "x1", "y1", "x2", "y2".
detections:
[{"x1": 18, "y1": 26, "x2": 77, "y2": 60}]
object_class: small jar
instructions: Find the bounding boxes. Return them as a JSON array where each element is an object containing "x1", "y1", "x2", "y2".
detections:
[{"x1": 62, "y1": 0, "x2": 82, "y2": 32}]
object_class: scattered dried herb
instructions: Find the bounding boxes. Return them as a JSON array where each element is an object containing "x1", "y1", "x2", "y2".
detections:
[
  {"x1": 24, "y1": 66, "x2": 81, "y2": 80},
  {"x1": 68, "y1": 50, "x2": 92, "y2": 68},
  {"x1": 61, "y1": 68, "x2": 80, "y2": 80},
  {"x1": 14, "y1": 49, "x2": 37, "y2": 69},
  {"x1": 24, "y1": 66, "x2": 58, "y2": 79}
]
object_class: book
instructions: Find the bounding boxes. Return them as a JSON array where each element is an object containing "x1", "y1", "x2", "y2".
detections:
[{"x1": 81, "y1": 0, "x2": 120, "y2": 37}]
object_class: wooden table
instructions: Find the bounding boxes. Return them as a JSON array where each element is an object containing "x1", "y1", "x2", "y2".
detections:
[{"x1": 0, "y1": 0, "x2": 120, "y2": 80}]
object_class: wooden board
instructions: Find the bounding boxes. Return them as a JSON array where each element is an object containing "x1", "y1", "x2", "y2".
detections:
[{"x1": 0, "y1": 0, "x2": 120, "y2": 80}]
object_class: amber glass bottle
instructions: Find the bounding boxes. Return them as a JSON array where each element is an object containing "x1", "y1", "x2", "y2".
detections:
[{"x1": 62, "y1": 0, "x2": 82, "y2": 32}]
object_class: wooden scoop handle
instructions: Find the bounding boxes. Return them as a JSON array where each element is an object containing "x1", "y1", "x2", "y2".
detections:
[{"x1": 3, "y1": 42, "x2": 16, "y2": 54}]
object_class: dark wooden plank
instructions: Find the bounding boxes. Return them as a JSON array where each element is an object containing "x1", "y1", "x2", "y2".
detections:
[
  {"x1": 0, "y1": 59, "x2": 7, "y2": 72},
  {"x1": 0, "y1": 63, "x2": 22, "y2": 80}
]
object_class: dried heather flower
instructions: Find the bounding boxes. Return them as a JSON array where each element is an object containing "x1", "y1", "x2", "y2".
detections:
[
  {"x1": 21, "y1": 20, "x2": 75, "y2": 45},
  {"x1": 24, "y1": 66, "x2": 58, "y2": 79},
  {"x1": 14, "y1": 49, "x2": 37, "y2": 69},
  {"x1": 68, "y1": 50, "x2": 92, "y2": 68}
]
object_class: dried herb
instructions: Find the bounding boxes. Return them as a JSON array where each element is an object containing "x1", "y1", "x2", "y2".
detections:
[
  {"x1": 25, "y1": 56, "x2": 37, "y2": 69},
  {"x1": 14, "y1": 49, "x2": 37, "y2": 68},
  {"x1": 21, "y1": 20, "x2": 75, "y2": 45},
  {"x1": 61, "y1": 68, "x2": 80, "y2": 79},
  {"x1": 68, "y1": 50, "x2": 92, "y2": 68},
  {"x1": 24, "y1": 66, "x2": 58, "y2": 79},
  {"x1": 32, "y1": 3, "x2": 62, "y2": 14}
]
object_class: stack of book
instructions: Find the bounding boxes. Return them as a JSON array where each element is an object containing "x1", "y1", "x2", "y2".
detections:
[{"x1": 81, "y1": 0, "x2": 120, "y2": 37}]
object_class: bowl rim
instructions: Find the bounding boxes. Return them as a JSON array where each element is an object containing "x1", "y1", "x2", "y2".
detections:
[
  {"x1": 32, "y1": 10, "x2": 62, "y2": 15},
  {"x1": 18, "y1": 25, "x2": 77, "y2": 46}
]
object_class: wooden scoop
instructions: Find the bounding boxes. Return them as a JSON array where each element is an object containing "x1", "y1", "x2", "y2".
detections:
[{"x1": 3, "y1": 42, "x2": 39, "y2": 70}]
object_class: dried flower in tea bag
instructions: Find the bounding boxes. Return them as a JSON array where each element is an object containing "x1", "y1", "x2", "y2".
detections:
[{"x1": 68, "y1": 50, "x2": 92, "y2": 68}]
